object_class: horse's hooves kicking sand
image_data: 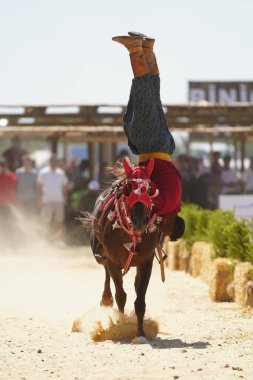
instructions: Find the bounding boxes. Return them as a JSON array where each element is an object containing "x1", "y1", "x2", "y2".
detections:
[
  {"x1": 72, "y1": 309, "x2": 159, "y2": 342},
  {"x1": 132, "y1": 336, "x2": 149, "y2": 344}
]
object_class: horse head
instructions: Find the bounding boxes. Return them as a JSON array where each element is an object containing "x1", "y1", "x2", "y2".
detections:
[{"x1": 122, "y1": 158, "x2": 159, "y2": 233}]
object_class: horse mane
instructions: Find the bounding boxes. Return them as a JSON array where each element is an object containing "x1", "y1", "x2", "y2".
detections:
[
  {"x1": 105, "y1": 161, "x2": 125, "y2": 181},
  {"x1": 80, "y1": 211, "x2": 95, "y2": 232},
  {"x1": 80, "y1": 161, "x2": 126, "y2": 232}
]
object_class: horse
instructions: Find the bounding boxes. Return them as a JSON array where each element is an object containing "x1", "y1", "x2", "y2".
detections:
[{"x1": 85, "y1": 158, "x2": 162, "y2": 340}]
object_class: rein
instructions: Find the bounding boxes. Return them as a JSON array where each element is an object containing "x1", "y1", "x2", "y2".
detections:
[{"x1": 114, "y1": 196, "x2": 141, "y2": 275}]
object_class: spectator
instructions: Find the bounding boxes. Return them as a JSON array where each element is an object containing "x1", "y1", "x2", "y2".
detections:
[
  {"x1": 208, "y1": 151, "x2": 223, "y2": 209},
  {"x1": 188, "y1": 159, "x2": 208, "y2": 208},
  {"x1": 65, "y1": 178, "x2": 100, "y2": 245},
  {"x1": 76, "y1": 159, "x2": 89, "y2": 181},
  {"x1": 66, "y1": 159, "x2": 90, "y2": 189},
  {"x1": 65, "y1": 178, "x2": 87, "y2": 245},
  {"x1": 0, "y1": 157, "x2": 16, "y2": 208},
  {"x1": 0, "y1": 157, "x2": 17, "y2": 243},
  {"x1": 3, "y1": 136, "x2": 28, "y2": 172},
  {"x1": 176, "y1": 154, "x2": 191, "y2": 203},
  {"x1": 37, "y1": 154, "x2": 68, "y2": 242},
  {"x1": 211, "y1": 151, "x2": 223, "y2": 176},
  {"x1": 79, "y1": 180, "x2": 100, "y2": 213},
  {"x1": 16, "y1": 155, "x2": 38, "y2": 214},
  {"x1": 66, "y1": 178, "x2": 86, "y2": 223},
  {"x1": 241, "y1": 157, "x2": 253, "y2": 194},
  {"x1": 220, "y1": 155, "x2": 238, "y2": 194}
]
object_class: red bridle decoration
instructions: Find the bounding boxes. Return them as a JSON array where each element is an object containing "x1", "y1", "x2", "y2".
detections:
[
  {"x1": 122, "y1": 158, "x2": 158, "y2": 212},
  {"x1": 106, "y1": 158, "x2": 161, "y2": 275}
]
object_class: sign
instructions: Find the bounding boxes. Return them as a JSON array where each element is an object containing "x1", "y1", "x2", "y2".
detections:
[
  {"x1": 189, "y1": 81, "x2": 253, "y2": 104},
  {"x1": 219, "y1": 195, "x2": 253, "y2": 219}
]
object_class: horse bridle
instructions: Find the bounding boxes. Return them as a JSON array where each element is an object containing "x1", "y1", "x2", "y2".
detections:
[
  {"x1": 108, "y1": 176, "x2": 161, "y2": 275},
  {"x1": 122, "y1": 177, "x2": 159, "y2": 212}
]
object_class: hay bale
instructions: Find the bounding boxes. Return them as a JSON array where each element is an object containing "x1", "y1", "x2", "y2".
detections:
[
  {"x1": 209, "y1": 258, "x2": 234, "y2": 302},
  {"x1": 227, "y1": 282, "x2": 235, "y2": 301},
  {"x1": 199, "y1": 243, "x2": 214, "y2": 283},
  {"x1": 190, "y1": 242, "x2": 213, "y2": 279},
  {"x1": 168, "y1": 239, "x2": 181, "y2": 270},
  {"x1": 245, "y1": 281, "x2": 253, "y2": 307},
  {"x1": 190, "y1": 242, "x2": 204, "y2": 277},
  {"x1": 234, "y1": 262, "x2": 253, "y2": 307},
  {"x1": 178, "y1": 240, "x2": 191, "y2": 272}
]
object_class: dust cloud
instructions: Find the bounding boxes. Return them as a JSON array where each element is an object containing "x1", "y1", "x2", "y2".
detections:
[{"x1": 0, "y1": 206, "x2": 165, "y2": 341}]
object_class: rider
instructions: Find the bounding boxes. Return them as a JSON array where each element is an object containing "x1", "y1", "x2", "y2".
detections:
[{"x1": 112, "y1": 32, "x2": 184, "y2": 241}]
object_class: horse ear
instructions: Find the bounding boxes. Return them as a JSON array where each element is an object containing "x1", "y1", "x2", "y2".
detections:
[
  {"x1": 146, "y1": 159, "x2": 154, "y2": 177},
  {"x1": 123, "y1": 158, "x2": 133, "y2": 177}
]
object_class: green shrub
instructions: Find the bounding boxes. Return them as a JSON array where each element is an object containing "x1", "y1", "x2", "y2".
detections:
[
  {"x1": 208, "y1": 210, "x2": 236, "y2": 259},
  {"x1": 194, "y1": 209, "x2": 212, "y2": 242},
  {"x1": 180, "y1": 204, "x2": 201, "y2": 247},
  {"x1": 180, "y1": 204, "x2": 253, "y2": 265},
  {"x1": 246, "y1": 221, "x2": 253, "y2": 265},
  {"x1": 226, "y1": 219, "x2": 251, "y2": 262}
]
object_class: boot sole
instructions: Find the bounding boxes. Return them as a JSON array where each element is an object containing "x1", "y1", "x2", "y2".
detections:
[
  {"x1": 128, "y1": 31, "x2": 154, "y2": 40},
  {"x1": 128, "y1": 31, "x2": 147, "y2": 38}
]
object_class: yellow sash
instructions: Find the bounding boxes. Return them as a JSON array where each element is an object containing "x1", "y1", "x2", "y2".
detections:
[{"x1": 139, "y1": 152, "x2": 171, "y2": 162}]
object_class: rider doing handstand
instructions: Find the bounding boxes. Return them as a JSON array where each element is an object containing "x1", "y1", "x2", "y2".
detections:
[{"x1": 112, "y1": 32, "x2": 184, "y2": 241}]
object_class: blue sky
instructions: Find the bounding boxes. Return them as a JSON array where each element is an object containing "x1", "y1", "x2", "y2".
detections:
[{"x1": 0, "y1": 0, "x2": 252, "y2": 105}]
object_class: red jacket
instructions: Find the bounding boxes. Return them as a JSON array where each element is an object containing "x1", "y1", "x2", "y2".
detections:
[
  {"x1": 141, "y1": 159, "x2": 182, "y2": 216},
  {"x1": 0, "y1": 172, "x2": 17, "y2": 206}
]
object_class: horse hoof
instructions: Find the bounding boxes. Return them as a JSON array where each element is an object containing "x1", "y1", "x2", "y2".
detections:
[
  {"x1": 132, "y1": 336, "x2": 148, "y2": 344},
  {"x1": 100, "y1": 299, "x2": 113, "y2": 308}
]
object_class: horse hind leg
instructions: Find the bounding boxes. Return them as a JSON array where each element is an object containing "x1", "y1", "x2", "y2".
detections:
[
  {"x1": 100, "y1": 265, "x2": 114, "y2": 307},
  {"x1": 107, "y1": 260, "x2": 126, "y2": 314},
  {"x1": 134, "y1": 260, "x2": 153, "y2": 338}
]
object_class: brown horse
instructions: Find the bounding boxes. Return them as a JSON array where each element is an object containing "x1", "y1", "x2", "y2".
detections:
[{"x1": 86, "y1": 158, "x2": 161, "y2": 340}]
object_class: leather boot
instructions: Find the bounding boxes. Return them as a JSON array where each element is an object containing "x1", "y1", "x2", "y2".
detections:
[
  {"x1": 142, "y1": 38, "x2": 159, "y2": 75},
  {"x1": 112, "y1": 35, "x2": 149, "y2": 78},
  {"x1": 128, "y1": 32, "x2": 159, "y2": 75}
]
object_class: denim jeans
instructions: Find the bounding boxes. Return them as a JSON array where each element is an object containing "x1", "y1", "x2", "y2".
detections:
[{"x1": 123, "y1": 74, "x2": 175, "y2": 156}]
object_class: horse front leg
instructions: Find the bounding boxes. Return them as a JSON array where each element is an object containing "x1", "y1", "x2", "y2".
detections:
[
  {"x1": 134, "y1": 260, "x2": 153, "y2": 338},
  {"x1": 100, "y1": 265, "x2": 114, "y2": 307},
  {"x1": 107, "y1": 260, "x2": 126, "y2": 314}
]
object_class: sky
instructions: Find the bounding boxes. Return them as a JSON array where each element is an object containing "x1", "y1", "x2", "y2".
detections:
[{"x1": 0, "y1": 0, "x2": 252, "y2": 105}]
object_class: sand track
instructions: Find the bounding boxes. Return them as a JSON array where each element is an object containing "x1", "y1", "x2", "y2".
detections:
[{"x1": 0, "y1": 245, "x2": 252, "y2": 380}]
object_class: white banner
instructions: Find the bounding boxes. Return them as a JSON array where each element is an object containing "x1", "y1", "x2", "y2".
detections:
[{"x1": 219, "y1": 195, "x2": 253, "y2": 219}]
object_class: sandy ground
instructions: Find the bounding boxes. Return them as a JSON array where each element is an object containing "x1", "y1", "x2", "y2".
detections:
[{"x1": 0, "y1": 244, "x2": 253, "y2": 380}]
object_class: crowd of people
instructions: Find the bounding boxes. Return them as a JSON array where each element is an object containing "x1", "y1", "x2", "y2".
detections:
[
  {"x1": 1, "y1": 137, "x2": 253, "y2": 246},
  {"x1": 176, "y1": 152, "x2": 253, "y2": 209},
  {"x1": 0, "y1": 138, "x2": 102, "y2": 246}
]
